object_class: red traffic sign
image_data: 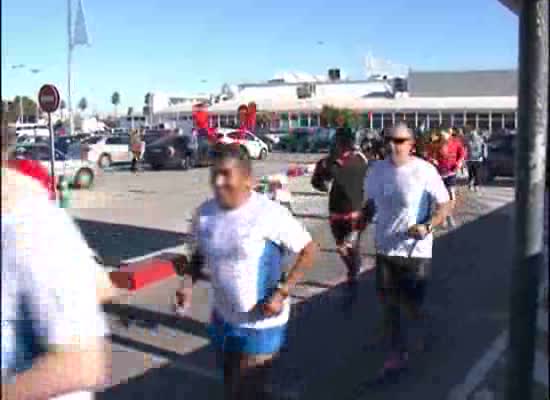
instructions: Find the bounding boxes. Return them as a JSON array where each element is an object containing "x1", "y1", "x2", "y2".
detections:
[{"x1": 38, "y1": 84, "x2": 60, "y2": 113}]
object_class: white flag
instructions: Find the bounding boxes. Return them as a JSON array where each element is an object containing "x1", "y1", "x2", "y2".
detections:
[{"x1": 73, "y1": 0, "x2": 91, "y2": 47}]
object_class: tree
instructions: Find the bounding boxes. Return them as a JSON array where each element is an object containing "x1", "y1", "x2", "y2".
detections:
[
  {"x1": 256, "y1": 112, "x2": 272, "y2": 129},
  {"x1": 11, "y1": 96, "x2": 39, "y2": 122},
  {"x1": 111, "y1": 92, "x2": 120, "y2": 117},
  {"x1": 78, "y1": 97, "x2": 88, "y2": 114},
  {"x1": 320, "y1": 105, "x2": 359, "y2": 128}
]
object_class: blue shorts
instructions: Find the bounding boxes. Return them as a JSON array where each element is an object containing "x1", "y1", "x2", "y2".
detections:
[{"x1": 208, "y1": 311, "x2": 287, "y2": 355}]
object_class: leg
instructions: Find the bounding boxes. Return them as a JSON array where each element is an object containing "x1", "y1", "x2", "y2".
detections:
[
  {"x1": 399, "y1": 258, "x2": 431, "y2": 353},
  {"x1": 235, "y1": 353, "x2": 276, "y2": 400}
]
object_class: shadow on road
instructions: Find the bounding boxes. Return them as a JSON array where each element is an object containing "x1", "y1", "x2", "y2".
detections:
[
  {"x1": 76, "y1": 219, "x2": 191, "y2": 266},
  {"x1": 98, "y1": 201, "x2": 521, "y2": 400}
]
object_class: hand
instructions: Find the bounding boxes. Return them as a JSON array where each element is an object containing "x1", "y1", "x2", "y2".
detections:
[
  {"x1": 261, "y1": 291, "x2": 286, "y2": 317},
  {"x1": 174, "y1": 287, "x2": 192, "y2": 315},
  {"x1": 408, "y1": 224, "x2": 429, "y2": 240}
]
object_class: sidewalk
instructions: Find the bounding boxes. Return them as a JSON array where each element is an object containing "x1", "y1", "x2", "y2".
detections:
[
  {"x1": 98, "y1": 182, "x2": 528, "y2": 400},
  {"x1": 451, "y1": 190, "x2": 549, "y2": 400}
]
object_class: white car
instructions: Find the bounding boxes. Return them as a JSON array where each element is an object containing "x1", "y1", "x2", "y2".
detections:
[
  {"x1": 14, "y1": 144, "x2": 98, "y2": 189},
  {"x1": 215, "y1": 128, "x2": 269, "y2": 160},
  {"x1": 68, "y1": 135, "x2": 132, "y2": 168}
]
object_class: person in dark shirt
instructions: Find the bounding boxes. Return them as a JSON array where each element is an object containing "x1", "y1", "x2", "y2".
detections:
[{"x1": 312, "y1": 128, "x2": 368, "y2": 286}]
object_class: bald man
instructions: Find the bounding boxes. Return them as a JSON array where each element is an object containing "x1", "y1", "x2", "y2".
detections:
[{"x1": 361, "y1": 124, "x2": 452, "y2": 378}]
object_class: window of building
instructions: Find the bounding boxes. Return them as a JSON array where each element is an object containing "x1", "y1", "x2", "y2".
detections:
[
  {"x1": 299, "y1": 113, "x2": 309, "y2": 127},
  {"x1": 382, "y1": 113, "x2": 394, "y2": 129},
  {"x1": 453, "y1": 113, "x2": 465, "y2": 128},
  {"x1": 417, "y1": 113, "x2": 428, "y2": 128},
  {"x1": 372, "y1": 113, "x2": 383, "y2": 129},
  {"x1": 290, "y1": 113, "x2": 299, "y2": 128},
  {"x1": 466, "y1": 113, "x2": 477, "y2": 128},
  {"x1": 310, "y1": 113, "x2": 320, "y2": 127},
  {"x1": 491, "y1": 113, "x2": 504, "y2": 132},
  {"x1": 504, "y1": 113, "x2": 516, "y2": 130},
  {"x1": 477, "y1": 113, "x2": 490, "y2": 130},
  {"x1": 441, "y1": 113, "x2": 452, "y2": 128},
  {"x1": 426, "y1": 113, "x2": 440, "y2": 129}
]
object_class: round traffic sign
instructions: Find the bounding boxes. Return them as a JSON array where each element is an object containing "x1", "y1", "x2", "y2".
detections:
[{"x1": 38, "y1": 84, "x2": 60, "y2": 113}]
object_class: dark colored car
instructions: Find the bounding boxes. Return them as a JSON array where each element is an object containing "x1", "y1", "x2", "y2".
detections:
[
  {"x1": 144, "y1": 135, "x2": 197, "y2": 170},
  {"x1": 310, "y1": 128, "x2": 336, "y2": 153},
  {"x1": 55, "y1": 136, "x2": 83, "y2": 154},
  {"x1": 485, "y1": 134, "x2": 515, "y2": 181}
]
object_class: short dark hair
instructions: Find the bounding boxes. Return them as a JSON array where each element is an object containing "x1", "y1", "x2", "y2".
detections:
[
  {"x1": 334, "y1": 127, "x2": 354, "y2": 148},
  {"x1": 212, "y1": 143, "x2": 252, "y2": 176}
]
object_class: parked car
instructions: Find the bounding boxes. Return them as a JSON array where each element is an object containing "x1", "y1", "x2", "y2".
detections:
[
  {"x1": 143, "y1": 135, "x2": 197, "y2": 170},
  {"x1": 16, "y1": 135, "x2": 49, "y2": 145},
  {"x1": 14, "y1": 143, "x2": 97, "y2": 189},
  {"x1": 280, "y1": 128, "x2": 315, "y2": 153},
  {"x1": 216, "y1": 129, "x2": 269, "y2": 160},
  {"x1": 55, "y1": 136, "x2": 83, "y2": 154},
  {"x1": 309, "y1": 128, "x2": 336, "y2": 153},
  {"x1": 484, "y1": 133, "x2": 515, "y2": 181},
  {"x1": 67, "y1": 135, "x2": 132, "y2": 168}
]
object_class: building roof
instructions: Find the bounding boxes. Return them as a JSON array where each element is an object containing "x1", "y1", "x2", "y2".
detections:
[
  {"x1": 408, "y1": 70, "x2": 518, "y2": 97},
  {"x1": 155, "y1": 95, "x2": 517, "y2": 115}
]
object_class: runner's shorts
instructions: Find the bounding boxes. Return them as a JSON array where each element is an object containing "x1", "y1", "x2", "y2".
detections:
[
  {"x1": 329, "y1": 213, "x2": 365, "y2": 245},
  {"x1": 375, "y1": 254, "x2": 431, "y2": 305},
  {"x1": 442, "y1": 174, "x2": 457, "y2": 199},
  {"x1": 208, "y1": 311, "x2": 287, "y2": 355}
]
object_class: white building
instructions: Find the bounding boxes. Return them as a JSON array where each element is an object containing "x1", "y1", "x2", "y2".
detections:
[{"x1": 154, "y1": 68, "x2": 518, "y2": 132}]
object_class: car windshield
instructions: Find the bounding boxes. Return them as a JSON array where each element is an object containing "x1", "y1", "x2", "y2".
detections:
[{"x1": 82, "y1": 137, "x2": 102, "y2": 144}]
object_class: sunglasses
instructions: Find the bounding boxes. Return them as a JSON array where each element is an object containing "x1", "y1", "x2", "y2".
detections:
[{"x1": 386, "y1": 137, "x2": 411, "y2": 144}]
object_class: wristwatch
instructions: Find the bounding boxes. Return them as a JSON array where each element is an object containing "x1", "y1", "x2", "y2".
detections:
[{"x1": 424, "y1": 223, "x2": 433, "y2": 234}]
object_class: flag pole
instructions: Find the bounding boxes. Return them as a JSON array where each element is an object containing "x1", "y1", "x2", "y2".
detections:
[{"x1": 67, "y1": 0, "x2": 74, "y2": 136}]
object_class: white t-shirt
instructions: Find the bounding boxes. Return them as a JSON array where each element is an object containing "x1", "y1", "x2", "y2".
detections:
[
  {"x1": 364, "y1": 157, "x2": 450, "y2": 258},
  {"x1": 1, "y1": 176, "x2": 108, "y2": 400},
  {"x1": 193, "y1": 192, "x2": 312, "y2": 329}
]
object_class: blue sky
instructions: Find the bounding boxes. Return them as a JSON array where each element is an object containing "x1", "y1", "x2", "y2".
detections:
[{"x1": 2, "y1": 0, "x2": 517, "y2": 113}]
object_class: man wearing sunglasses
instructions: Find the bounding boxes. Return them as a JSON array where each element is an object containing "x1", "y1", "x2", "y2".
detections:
[{"x1": 361, "y1": 123, "x2": 452, "y2": 378}]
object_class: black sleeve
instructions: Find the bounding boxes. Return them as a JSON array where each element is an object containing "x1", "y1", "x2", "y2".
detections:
[{"x1": 361, "y1": 199, "x2": 377, "y2": 224}]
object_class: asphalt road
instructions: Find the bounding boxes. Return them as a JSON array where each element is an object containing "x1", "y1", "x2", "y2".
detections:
[{"x1": 64, "y1": 157, "x2": 535, "y2": 400}]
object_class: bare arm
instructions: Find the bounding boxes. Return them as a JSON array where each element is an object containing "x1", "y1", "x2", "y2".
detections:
[
  {"x1": 283, "y1": 240, "x2": 317, "y2": 289},
  {"x1": 428, "y1": 201, "x2": 452, "y2": 228},
  {"x1": 3, "y1": 340, "x2": 110, "y2": 400}
]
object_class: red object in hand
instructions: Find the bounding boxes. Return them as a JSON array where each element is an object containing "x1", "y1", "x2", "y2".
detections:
[{"x1": 8, "y1": 159, "x2": 55, "y2": 200}]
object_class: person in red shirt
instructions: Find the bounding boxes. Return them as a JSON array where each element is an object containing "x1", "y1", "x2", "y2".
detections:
[{"x1": 432, "y1": 127, "x2": 466, "y2": 228}]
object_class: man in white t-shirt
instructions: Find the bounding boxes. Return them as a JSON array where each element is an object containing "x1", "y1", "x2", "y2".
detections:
[
  {"x1": 2, "y1": 123, "x2": 110, "y2": 400},
  {"x1": 1, "y1": 169, "x2": 111, "y2": 400},
  {"x1": 362, "y1": 124, "x2": 451, "y2": 377},
  {"x1": 174, "y1": 144, "x2": 316, "y2": 400}
]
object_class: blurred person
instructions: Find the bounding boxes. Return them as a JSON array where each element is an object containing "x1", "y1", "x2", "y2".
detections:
[
  {"x1": 432, "y1": 127, "x2": 466, "y2": 228},
  {"x1": 1, "y1": 124, "x2": 111, "y2": 399},
  {"x1": 464, "y1": 129, "x2": 487, "y2": 191},
  {"x1": 173, "y1": 144, "x2": 316, "y2": 400},
  {"x1": 361, "y1": 123, "x2": 451, "y2": 378},
  {"x1": 129, "y1": 129, "x2": 142, "y2": 172},
  {"x1": 312, "y1": 128, "x2": 369, "y2": 290}
]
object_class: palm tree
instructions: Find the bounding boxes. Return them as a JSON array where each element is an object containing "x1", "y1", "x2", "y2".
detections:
[
  {"x1": 111, "y1": 91, "x2": 120, "y2": 118},
  {"x1": 78, "y1": 97, "x2": 88, "y2": 115}
]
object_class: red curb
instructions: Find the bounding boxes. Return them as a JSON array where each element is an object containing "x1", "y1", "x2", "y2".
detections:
[{"x1": 110, "y1": 257, "x2": 177, "y2": 291}]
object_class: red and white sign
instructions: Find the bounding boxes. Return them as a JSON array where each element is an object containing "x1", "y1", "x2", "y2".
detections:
[{"x1": 38, "y1": 84, "x2": 60, "y2": 113}]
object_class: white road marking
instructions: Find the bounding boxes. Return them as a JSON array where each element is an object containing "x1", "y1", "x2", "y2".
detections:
[{"x1": 447, "y1": 331, "x2": 509, "y2": 400}]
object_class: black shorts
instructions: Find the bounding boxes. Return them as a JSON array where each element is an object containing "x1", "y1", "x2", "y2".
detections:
[
  {"x1": 443, "y1": 175, "x2": 457, "y2": 199},
  {"x1": 329, "y1": 218, "x2": 365, "y2": 244},
  {"x1": 375, "y1": 254, "x2": 431, "y2": 305}
]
